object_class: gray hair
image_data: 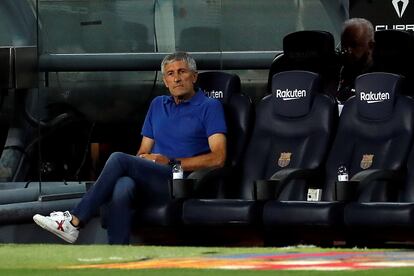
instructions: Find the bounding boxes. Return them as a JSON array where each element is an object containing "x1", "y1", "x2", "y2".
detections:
[
  {"x1": 161, "y1": 52, "x2": 197, "y2": 75},
  {"x1": 343, "y1": 18, "x2": 375, "y2": 43}
]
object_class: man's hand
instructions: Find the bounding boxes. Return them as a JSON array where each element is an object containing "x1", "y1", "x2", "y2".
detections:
[
  {"x1": 136, "y1": 134, "x2": 226, "y2": 170},
  {"x1": 139, "y1": 153, "x2": 169, "y2": 165}
]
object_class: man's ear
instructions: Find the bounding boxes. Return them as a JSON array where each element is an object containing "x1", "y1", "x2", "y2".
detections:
[
  {"x1": 193, "y1": 72, "x2": 198, "y2": 84},
  {"x1": 162, "y1": 77, "x2": 168, "y2": 88}
]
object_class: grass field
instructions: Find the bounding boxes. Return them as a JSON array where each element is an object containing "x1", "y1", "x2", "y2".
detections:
[{"x1": 2, "y1": 244, "x2": 414, "y2": 275}]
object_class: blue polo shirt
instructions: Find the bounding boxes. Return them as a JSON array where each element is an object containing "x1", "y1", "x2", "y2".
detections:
[{"x1": 141, "y1": 90, "x2": 227, "y2": 159}]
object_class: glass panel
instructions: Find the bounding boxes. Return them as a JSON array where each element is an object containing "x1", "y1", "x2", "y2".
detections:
[
  {"x1": 0, "y1": 0, "x2": 37, "y2": 46},
  {"x1": 173, "y1": 0, "x2": 342, "y2": 52},
  {"x1": 38, "y1": 0, "x2": 344, "y2": 54},
  {"x1": 39, "y1": 0, "x2": 155, "y2": 53},
  {"x1": 0, "y1": 0, "x2": 347, "y2": 183}
]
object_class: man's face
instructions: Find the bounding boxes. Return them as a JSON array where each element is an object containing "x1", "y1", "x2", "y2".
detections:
[
  {"x1": 341, "y1": 26, "x2": 373, "y2": 67},
  {"x1": 162, "y1": 60, "x2": 198, "y2": 102}
]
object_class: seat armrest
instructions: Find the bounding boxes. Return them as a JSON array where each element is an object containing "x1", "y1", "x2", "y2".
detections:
[
  {"x1": 253, "y1": 179, "x2": 280, "y2": 200},
  {"x1": 252, "y1": 168, "x2": 322, "y2": 201},
  {"x1": 170, "y1": 178, "x2": 196, "y2": 199},
  {"x1": 334, "y1": 169, "x2": 405, "y2": 202},
  {"x1": 350, "y1": 169, "x2": 404, "y2": 185},
  {"x1": 335, "y1": 180, "x2": 359, "y2": 201},
  {"x1": 187, "y1": 167, "x2": 229, "y2": 180},
  {"x1": 185, "y1": 166, "x2": 231, "y2": 197},
  {"x1": 270, "y1": 168, "x2": 321, "y2": 186}
]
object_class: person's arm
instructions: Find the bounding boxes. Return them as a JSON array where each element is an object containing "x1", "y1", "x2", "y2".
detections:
[
  {"x1": 137, "y1": 136, "x2": 154, "y2": 156},
  {"x1": 178, "y1": 133, "x2": 226, "y2": 171},
  {"x1": 138, "y1": 136, "x2": 170, "y2": 164},
  {"x1": 138, "y1": 133, "x2": 226, "y2": 170}
]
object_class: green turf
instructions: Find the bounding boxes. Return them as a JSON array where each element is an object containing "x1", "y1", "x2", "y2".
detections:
[
  {"x1": 0, "y1": 244, "x2": 375, "y2": 268},
  {"x1": 0, "y1": 244, "x2": 414, "y2": 275},
  {"x1": 2, "y1": 268, "x2": 414, "y2": 276}
]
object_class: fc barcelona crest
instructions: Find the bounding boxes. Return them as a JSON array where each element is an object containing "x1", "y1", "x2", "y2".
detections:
[
  {"x1": 278, "y1": 152, "x2": 292, "y2": 167},
  {"x1": 360, "y1": 154, "x2": 374, "y2": 169}
]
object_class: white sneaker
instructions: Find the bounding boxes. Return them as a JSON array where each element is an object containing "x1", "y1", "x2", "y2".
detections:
[{"x1": 33, "y1": 211, "x2": 79, "y2": 243}]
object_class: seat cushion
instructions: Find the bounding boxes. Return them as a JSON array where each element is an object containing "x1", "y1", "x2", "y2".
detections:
[
  {"x1": 182, "y1": 199, "x2": 261, "y2": 225},
  {"x1": 133, "y1": 200, "x2": 184, "y2": 227},
  {"x1": 345, "y1": 202, "x2": 414, "y2": 227},
  {"x1": 263, "y1": 201, "x2": 345, "y2": 226}
]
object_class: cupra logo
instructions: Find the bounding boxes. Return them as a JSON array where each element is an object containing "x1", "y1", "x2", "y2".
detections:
[{"x1": 393, "y1": 0, "x2": 409, "y2": 18}]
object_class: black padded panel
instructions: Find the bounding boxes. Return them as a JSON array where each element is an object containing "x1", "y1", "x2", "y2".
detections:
[
  {"x1": 197, "y1": 71, "x2": 241, "y2": 104},
  {"x1": 344, "y1": 202, "x2": 414, "y2": 227},
  {"x1": 182, "y1": 199, "x2": 260, "y2": 225},
  {"x1": 401, "y1": 146, "x2": 414, "y2": 202},
  {"x1": 356, "y1": 72, "x2": 401, "y2": 120},
  {"x1": 197, "y1": 71, "x2": 253, "y2": 197},
  {"x1": 264, "y1": 201, "x2": 345, "y2": 226},
  {"x1": 272, "y1": 71, "x2": 320, "y2": 118},
  {"x1": 323, "y1": 78, "x2": 414, "y2": 201},
  {"x1": 344, "y1": 145, "x2": 414, "y2": 230},
  {"x1": 133, "y1": 201, "x2": 184, "y2": 227},
  {"x1": 238, "y1": 73, "x2": 337, "y2": 199},
  {"x1": 182, "y1": 71, "x2": 337, "y2": 227},
  {"x1": 373, "y1": 30, "x2": 414, "y2": 76},
  {"x1": 267, "y1": 30, "x2": 340, "y2": 96},
  {"x1": 264, "y1": 73, "x2": 414, "y2": 234},
  {"x1": 283, "y1": 30, "x2": 335, "y2": 61},
  {"x1": 197, "y1": 71, "x2": 251, "y2": 169}
]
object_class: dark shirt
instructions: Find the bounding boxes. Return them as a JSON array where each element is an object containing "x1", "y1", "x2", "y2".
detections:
[{"x1": 336, "y1": 63, "x2": 372, "y2": 104}]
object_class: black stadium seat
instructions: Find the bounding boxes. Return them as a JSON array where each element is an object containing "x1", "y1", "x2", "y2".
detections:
[
  {"x1": 267, "y1": 30, "x2": 340, "y2": 96},
  {"x1": 344, "y1": 146, "x2": 414, "y2": 245},
  {"x1": 371, "y1": 29, "x2": 414, "y2": 96},
  {"x1": 194, "y1": 71, "x2": 254, "y2": 198},
  {"x1": 372, "y1": 30, "x2": 414, "y2": 77},
  {"x1": 182, "y1": 71, "x2": 337, "y2": 236},
  {"x1": 263, "y1": 72, "x2": 414, "y2": 246},
  {"x1": 129, "y1": 71, "x2": 253, "y2": 229}
]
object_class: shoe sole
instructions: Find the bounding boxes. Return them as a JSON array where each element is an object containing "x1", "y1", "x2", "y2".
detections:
[{"x1": 33, "y1": 215, "x2": 77, "y2": 244}]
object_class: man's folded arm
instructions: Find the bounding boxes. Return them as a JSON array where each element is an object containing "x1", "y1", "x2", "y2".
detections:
[{"x1": 179, "y1": 133, "x2": 226, "y2": 171}]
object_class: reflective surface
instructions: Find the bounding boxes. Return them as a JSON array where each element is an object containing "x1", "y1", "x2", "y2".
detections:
[
  {"x1": 37, "y1": 0, "x2": 342, "y2": 53},
  {"x1": 0, "y1": 0, "x2": 345, "y2": 182}
]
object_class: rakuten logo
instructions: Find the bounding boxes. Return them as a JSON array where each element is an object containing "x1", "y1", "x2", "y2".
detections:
[
  {"x1": 360, "y1": 91, "x2": 390, "y2": 103},
  {"x1": 275, "y1": 89, "x2": 306, "y2": 101},
  {"x1": 204, "y1": 89, "x2": 224, "y2": 99}
]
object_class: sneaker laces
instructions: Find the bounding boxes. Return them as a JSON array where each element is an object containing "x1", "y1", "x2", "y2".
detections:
[
  {"x1": 62, "y1": 211, "x2": 72, "y2": 219},
  {"x1": 49, "y1": 211, "x2": 62, "y2": 217}
]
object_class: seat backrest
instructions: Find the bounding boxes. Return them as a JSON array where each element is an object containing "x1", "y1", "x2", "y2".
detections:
[
  {"x1": 196, "y1": 71, "x2": 253, "y2": 196},
  {"x1": 372, "y1": 30, "x2": 414, "y2": 96},
  {"x1": 372, "y1": 30, "x2": 414, "y2": 76},
  {"x1": 267, "y1": 30, "x2": 340, "y2": 96},
  {"x1": 239, "y1": 70, "x2": 337, "y2": 199},
  {"x1": 399, "y1": 146, "x2": 414, "y2": 202},
  {"x1": 323, "y1": 72, "x2": 414, "y2": 201}
]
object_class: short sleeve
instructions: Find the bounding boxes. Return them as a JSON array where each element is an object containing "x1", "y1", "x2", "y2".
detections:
[
  {"x1": 141, "y1": 99, "x2": 156, "y2": 138},
  {"x1": 204, "y1": 99, "x2": 227, "y2": 137}
]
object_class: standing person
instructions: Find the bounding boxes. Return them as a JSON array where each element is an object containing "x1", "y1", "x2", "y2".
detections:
[
  {"x1": 336, "y1": 18, "x2": 375, "y2": 103},
  {"x1": 33, "y1": 52, "x2": 227, "y2": 244}
]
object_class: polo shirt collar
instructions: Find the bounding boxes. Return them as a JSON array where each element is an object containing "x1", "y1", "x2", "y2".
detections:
[{"x1": 163, "y1": 89, "x2": 205, "y2": 106}]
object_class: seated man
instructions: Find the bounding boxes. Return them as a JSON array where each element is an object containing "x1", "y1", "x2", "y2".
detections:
[
  {"x1": 33, "y1": 52, "x2": 227, "y2": 244},
  {"x1": 336, "y1": 18, "x2": 375, "y2": 104}
]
